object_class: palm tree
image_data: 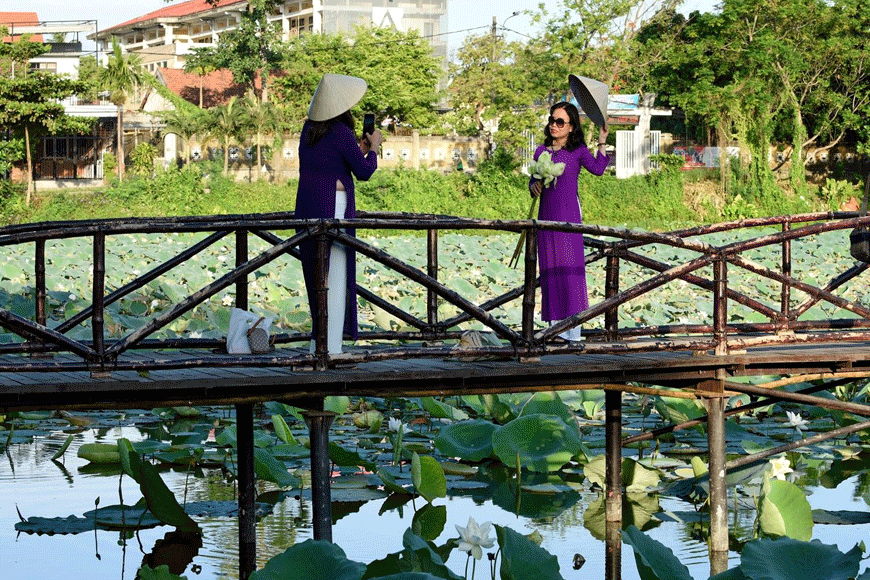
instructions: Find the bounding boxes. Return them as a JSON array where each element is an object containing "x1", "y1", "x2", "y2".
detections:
[
  {"x1": 99, "y1": 40, "x2": 146, "y2": 181},
  {"x1": 205, "y1": 96, "x2": 243, "y2": 176},
  {"x1": 160, "y1": 106, "x2": 205, "y2": 165},
  {"x1": 242, "y1": 89, "x2": 278, "y2": 180}
]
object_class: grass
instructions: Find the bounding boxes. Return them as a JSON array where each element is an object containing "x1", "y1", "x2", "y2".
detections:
[{"x1": 1, "y1": 159, "x2": 829, "y2": 231}]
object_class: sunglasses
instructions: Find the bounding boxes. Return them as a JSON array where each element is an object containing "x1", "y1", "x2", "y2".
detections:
[{"x1": 548, "y1": 116, "x2": 569, "y2": 128}]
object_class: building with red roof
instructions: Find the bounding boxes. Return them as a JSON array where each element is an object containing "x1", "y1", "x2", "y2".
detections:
[{"x1": 90, "y1": 0, "x2": 447, "y2": 76}]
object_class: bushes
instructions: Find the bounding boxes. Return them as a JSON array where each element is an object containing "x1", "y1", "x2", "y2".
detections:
[{"x1": 3, "y1": 162, "x2": 709, "y2": 229}]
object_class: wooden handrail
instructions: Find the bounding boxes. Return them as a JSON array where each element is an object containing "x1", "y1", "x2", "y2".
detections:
[{"x1": 0, "y1": 211, "x2": 869, "y2": 371}]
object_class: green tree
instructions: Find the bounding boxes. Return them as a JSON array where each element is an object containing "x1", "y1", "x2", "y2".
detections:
[
  {"x1": 271, "y1": 27, "x2": 441, "y2": 131},
  {"x1": 183, "y1": 46, "x2": 220, "y2": 108},
  {"x1": 198, "y1": 0, "x2": 286, "y2": 103},
  {"x1": 160, "y1": 106, "x2": 206, "y2": 166},
  {"x1": 205, "y1": 96, "x2": 244, "y2": 175},
  {"x1": 98, "y1": 40, "x2": 148, "y2": 181},
  {"x1": 242, "y1": 89, "x2": 279, "y2": 180},
  {"x1": 0, "y1": 28, "x2": 87, "y2": 202},
  {"x1": 0, "y1": 73, "x2": 89, "y2": 203},
  {"x1": 0, "y1": 26, "x2": 47, "y2": 78}
]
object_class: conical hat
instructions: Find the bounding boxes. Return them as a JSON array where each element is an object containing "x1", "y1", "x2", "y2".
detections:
[
  {"x1": 307, "y1": 73, "x2": 368, "y2": 121},
  {"x1": 568, "y1": 74, "x2": 609, "y2": 128}
]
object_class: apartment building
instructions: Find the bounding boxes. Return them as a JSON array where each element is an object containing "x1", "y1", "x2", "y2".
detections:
[{"x1": 90, "y1": 0, "x2": 448, "y2": 75}]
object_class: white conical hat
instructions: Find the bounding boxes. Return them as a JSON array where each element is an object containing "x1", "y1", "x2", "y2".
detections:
[
  {"x1": 307, "y1": 73, "x2": 368, "y2": 121},
  {"x1": 569, "y1": 74, "x2": 609, "y2": 128}
]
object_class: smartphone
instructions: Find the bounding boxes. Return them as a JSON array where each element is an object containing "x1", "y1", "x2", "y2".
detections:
[{"x1": 362, "y1": 113, "x2": 375, "y2": 138}]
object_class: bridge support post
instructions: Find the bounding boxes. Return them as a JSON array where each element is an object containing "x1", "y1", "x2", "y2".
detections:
[
  {"x1": 236, "y1": 403, "x2": 256, "y2": 580},
  {"x1": 701, "y1": 379, "x2": 728, "y2": 576},
  {"x1": 605, "y1": 389, "x2": 622, "y2": 580},
  {"x1": 305, "y1": 410, "x2": 337, "y2": 541}
]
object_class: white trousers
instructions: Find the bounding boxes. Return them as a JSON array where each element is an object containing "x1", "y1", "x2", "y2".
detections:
[{"x1": 310, "y1": 189, "x2": 347, "y2": 354}]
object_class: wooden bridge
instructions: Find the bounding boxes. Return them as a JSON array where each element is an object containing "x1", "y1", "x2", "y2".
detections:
[{"x1": 4, "y1": 210, "x2": 870, "y2": 578}]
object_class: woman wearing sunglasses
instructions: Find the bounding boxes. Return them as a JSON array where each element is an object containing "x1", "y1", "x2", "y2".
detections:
[{"x1": 529, "y1": 101, "x2": 609, "y2": 342}]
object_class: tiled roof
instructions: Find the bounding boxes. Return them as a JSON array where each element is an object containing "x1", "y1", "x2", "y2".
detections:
[
  {"x1": 103, "y1": 0, "x2": 247, "y2": 34},
  {"x1": 159, "y1": 67, "x2": 250, "y2": 108},
  {"x1": 0, "y1": 12, "x2": 43, "y2": 42}
]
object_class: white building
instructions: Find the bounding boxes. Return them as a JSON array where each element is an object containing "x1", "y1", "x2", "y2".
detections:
[{"x1": 90, "y1": 0, "x2": 448, "y2": 75}]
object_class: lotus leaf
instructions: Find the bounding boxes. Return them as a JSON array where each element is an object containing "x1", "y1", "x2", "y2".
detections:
[
  {"x1": 433, "y1": 420, "x2": 497, "y2": 462},
  {"x1": 758, "y1": 477, "x2": 813, "y2": 540},
  {"x1": 254, "y1": 448, "x2": 300, "y2": 488},
  {"x1": 495, "y1": 524, "x2": 564, "y2": 580},
  {"x1": 272, "y1": 414, "x2": 298, "y2": 445},
  {"x1": 378, "y1": 468, "x2": 413, "y2": 495},
  {"x1": 77, "y1": 442, "x2": 121, "y2": 464},
  {"x1": 419, "y1": 397, "x2": 469, "y2": 421},
  {"x1": 329, "y1": 442, "x2": 378, "y2": 472},
  {"x1": 50, "y1": 434, "x2": 73, "y2": 460},
  {"x1": 739, "y1": 537, "x2": 862, "y2": 580},
  {"x1": 622, "y1": 525, "x2": 693, "y2": 580},
  {"x1": 248, "y1": 539, "x2": 366, "y2": 580},
  {"x1": 517, "y1": 391, "x2": 575, "y2": 425},
  {"x1": 411, "y1": 452, "x2": 446, "y2": 503},
  {"x1": 411, "y1": 503, "x2": 446, "y2": 541},
  {"x1": 584, "y1": 455, "x2": 661, "y2": 492},
  {"x1": 492, "y1": 414, "x2": 584, "y2": 473}
]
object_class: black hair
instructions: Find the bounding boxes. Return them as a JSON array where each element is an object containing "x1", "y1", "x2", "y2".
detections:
[
  {"x1": 306, "y1": 110, "x2": 356, "y2": 147},
  {"x1": 543, "y1": 101, "x2": 586, "y2": 151}
]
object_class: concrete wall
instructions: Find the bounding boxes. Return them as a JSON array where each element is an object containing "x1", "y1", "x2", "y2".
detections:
[{"x1": 178, "y1": 131, "x2": 490, "y2": 180}]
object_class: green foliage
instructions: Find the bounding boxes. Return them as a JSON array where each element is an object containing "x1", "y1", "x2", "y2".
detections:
[
  {"x1": 248, "y1": 539, "x2": 366, "y2": 580},
  {"x1": 495, "y1": 524, "x2": 565, "y2": 580},
  {"x1": 432, "y1": 420, "x2": 497, "y2": 462},
  {"x1": 622, "y1": 525, "x2": 693, "y2": 580},
  {"x1": 491, "y1": 414, "x2": 585, "y2": 473},
  {"x1": 757, "y1": 475, "x2": 814, "y2": 541},
  {"x1": 411, "y1": 452, "x2": 446, "y2": 503},
  {"x1": 129, "y1": 143, "x2": 158, "y2": 177}
]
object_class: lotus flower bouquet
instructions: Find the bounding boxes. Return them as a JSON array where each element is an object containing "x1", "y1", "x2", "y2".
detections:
[
  {"x1": 528, "y1": 151, "x2": 565, "y2": 188},
  {"x1": 509, "y1": 151, "x2": 566, "y2": 268}
]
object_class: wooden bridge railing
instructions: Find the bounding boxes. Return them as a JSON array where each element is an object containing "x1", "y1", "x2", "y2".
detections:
[{"x1": 1, "y1": 210, "x2": 870, "y2": 373}]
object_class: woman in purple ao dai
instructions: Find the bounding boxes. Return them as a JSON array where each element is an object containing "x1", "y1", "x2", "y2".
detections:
[{"x1": 529, "y1": 101, "x2": 609, "y2": 342}]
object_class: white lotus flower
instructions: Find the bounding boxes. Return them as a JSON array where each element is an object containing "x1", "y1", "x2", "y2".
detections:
[
  {"x1": 455, "y1": 516, "x2": 495, "y2": 560},
  {"x1": 527, "y1": 151, "x2": 566, "y2": 188},
  {"x1": 388, "y1": 417, "x2": 410, "y2": 434},
  {"x1": 768, "y1": 456, "x2": 794, "y2": 480},
  {"x1": 786, "y1": 411, "x2": 808, "y2": 433}
]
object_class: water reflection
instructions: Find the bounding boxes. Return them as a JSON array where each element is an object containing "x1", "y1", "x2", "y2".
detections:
[{"x1": 139, "y1": 530, "x2": 203, "y2": 578}]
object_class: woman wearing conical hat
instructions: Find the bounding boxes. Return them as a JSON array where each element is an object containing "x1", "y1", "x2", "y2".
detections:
[
  {"x1": 295, "y1": 73, "x2": 384, "y2": 354},
  {"x1": 528, "y1": 75, "x2": 609, "y2": 342}
]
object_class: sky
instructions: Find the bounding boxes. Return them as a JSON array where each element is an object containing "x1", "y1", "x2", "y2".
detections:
[{"x1": 9, "y1": 0, "x2": 719, "y2": 53}]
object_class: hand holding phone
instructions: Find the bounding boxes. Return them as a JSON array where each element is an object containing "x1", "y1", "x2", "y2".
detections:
[{"x1": 362, "y1": 113, "x2": 375, "y2": 140}]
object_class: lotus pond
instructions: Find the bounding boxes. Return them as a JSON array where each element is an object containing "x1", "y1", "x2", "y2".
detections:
[{"x1": 3, "y1": 230, "x2": 870, "y2": 580}]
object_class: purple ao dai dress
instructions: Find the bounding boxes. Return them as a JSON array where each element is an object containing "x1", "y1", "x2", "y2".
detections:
[{"x1": 531, "y1": 144, "x2": 609, "y2": 322}]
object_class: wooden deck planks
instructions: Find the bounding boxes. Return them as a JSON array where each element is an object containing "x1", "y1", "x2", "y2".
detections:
[{"x1": 2, "y1": 341, "x2": 870, "y2": 412}]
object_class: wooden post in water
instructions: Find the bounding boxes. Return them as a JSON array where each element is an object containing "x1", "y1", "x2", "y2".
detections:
[
  {"x1": 92, "y1": 231, "x2": 106, "y2": 375},
  {"x1": 314, "y1": 231, "x2": 330, "y2": 370},
  {"x1": 305, "y1": 409, "x2": 336, "y2": 541},
  {"x1": 427, "y1": 228, "x2": 439, "y2": 339},
  {"x1": 700, "y1": 379, "x2": 728, "y2": 575},
  {"x1": 521, "y1": 225, "x2": 537, "y2": 351},
  {"x1": 605, "y1": 388, "x2": 623, "y2": 580},
  {"x1": 236, "y1": 403, "x2": 256, "y2": 580},
  {"x1": 605, "y1": 253, "x2": 619, "y2": 342},
  {"x1": 235, "y1": 230, "x2": 248, "y2": 311}
]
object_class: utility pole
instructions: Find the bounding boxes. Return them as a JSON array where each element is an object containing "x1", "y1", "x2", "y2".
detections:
[{"x1": 491, "y1": 16, "x2": 497, "y2": 63}]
